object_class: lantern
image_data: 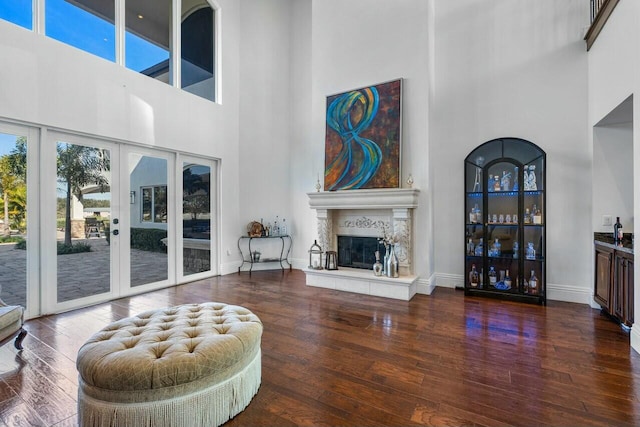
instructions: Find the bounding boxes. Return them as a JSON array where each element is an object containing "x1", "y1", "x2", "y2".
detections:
[
  {"x1": 325, "y1": 251, "x2": 338, "y2": 270},
  {"x1": 308, "y1": 240, "x2": 323, "y2": 270}
]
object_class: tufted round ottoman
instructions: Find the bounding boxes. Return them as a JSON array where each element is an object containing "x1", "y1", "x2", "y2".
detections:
[{"x1": 76, "y1": 302, "x2": 262, "y2": 427}]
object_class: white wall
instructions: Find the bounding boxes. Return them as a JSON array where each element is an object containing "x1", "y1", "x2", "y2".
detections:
[
  {"x1": 586, "y1": 0, "x2": 640, "y2": 353},
  {"x1": 431, "y1": 0, "x2": 591, "y2": 302},
  {"x1": 237, "y1": 0, "x2": 295, "y2": 268},
  {"x1": 0, "y1": 0, "x2": 244, "y2": 275},
  {"x1": 289, "y1": 0, "x2": 432, "y2": 281},
  {"x1": 592, "y1": 122, "x2": 633, "y2": 233}
]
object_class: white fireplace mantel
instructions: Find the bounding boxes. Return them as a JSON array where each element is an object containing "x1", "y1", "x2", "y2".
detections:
[
  {"x1": 308, "y1": 188, "x2": 419, "y2": 210},
  {"x1": 305, "y1": 188, "x2": 420, "y2": 300}
]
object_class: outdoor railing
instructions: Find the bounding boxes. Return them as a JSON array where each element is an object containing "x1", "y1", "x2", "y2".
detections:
[{"x1": 585, "y1": 0, "x2": 620, "y2": 51}]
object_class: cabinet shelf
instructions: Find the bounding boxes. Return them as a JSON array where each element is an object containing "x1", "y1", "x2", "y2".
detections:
[{"x1": 464, "y1": 138, "x2": 546, "y2": 305}]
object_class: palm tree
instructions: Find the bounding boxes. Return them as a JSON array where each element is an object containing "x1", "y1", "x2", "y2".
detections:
[
  {"x1": 0, "y1": 156, "x2": 19, "y2": 236},
  {"x1": 57, "y1": 143, "x2": 110, "y2": 246}
]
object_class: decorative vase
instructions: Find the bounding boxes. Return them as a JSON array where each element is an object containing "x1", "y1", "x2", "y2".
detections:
[
  {"x1": 383, "y1": 245, "x2": 390, "y2": 275},
  {"x1": 373, "y1": 250, "x2": 383, "y2": 276},
  {"x1": 385, "y1": 244, "x2": 399, "y2": 278}
]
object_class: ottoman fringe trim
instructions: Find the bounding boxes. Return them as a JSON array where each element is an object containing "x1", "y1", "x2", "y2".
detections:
[{"x1": 78, "y1": 349, "x2": 262, "y2": 427}]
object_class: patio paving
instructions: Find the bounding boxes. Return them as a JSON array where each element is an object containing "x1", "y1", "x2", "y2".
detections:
[{"x1": 0, "y1": 237, "x2": 168, "y2": 307}]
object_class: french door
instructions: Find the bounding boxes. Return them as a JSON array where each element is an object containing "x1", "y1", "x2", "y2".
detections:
[{"x1": 0, "y1": 123, "x2": 217, "y2": 316}]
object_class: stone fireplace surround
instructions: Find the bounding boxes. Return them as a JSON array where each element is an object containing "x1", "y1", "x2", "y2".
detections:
[{"x1": 305, "y1": 188, "x2": 419, "y2": 300}]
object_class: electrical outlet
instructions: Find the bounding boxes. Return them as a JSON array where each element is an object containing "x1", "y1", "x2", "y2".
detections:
[{"x1": 602, "y1": 215, "x2": 612, "y2": 227}]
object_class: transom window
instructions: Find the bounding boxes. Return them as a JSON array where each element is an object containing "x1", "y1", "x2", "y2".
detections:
[{"x1": 0, "y1": 0, "x2": 217, "y2": 102}]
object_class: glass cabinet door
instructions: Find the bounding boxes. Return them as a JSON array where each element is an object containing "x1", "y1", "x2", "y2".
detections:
[
  {"x1": 464, "y1": 138, "x2": 546, "y2": 304},
  {"x1": 485, "y1": 161, "x2": 519, "y2": 293}
]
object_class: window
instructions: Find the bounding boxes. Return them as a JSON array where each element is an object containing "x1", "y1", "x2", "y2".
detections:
[
  {"x1": 45, "y1": 0, "x2": 116, "y2": 62},
  {"x1": 125, "y1": 0, "x2": 172, "y2": 84},
  {"x1": 0, "y1": 0, "x2": 217, "y2": 101},
  {"x1": 181, "y1": 2, "x2": 215, "y2": 101},
  {"x1": 141, "y1": 185, "x2": 167, "y2": 223},
  {"x1": 0, "y1": 0, "x2": 32, "y2": 30}
]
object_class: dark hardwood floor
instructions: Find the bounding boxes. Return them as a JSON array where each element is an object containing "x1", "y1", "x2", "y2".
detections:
[{"x1": 1, "y1": 269, "x2": 639, "y2": 426}]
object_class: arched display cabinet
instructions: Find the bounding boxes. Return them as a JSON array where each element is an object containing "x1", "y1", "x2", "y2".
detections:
[{"x1": 464, "y1": 138, "x2": 546, "y2": 304}]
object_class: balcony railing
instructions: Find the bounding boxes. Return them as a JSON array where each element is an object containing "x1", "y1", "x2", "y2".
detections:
[{"x1": 585, "y1": 0, "x2": 620, "y2": 51}]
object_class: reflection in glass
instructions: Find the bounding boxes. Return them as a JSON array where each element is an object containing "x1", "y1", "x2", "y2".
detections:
[
  {"x1": 0, "y1": 133, "x2": 27, "y2": 307},
  {"x1": 129, "y1": 154, "x2": 168, "y2": 287},
  {"x1": 126, "y1": 0, "x2": 172, "y2": 83},
  {"x1": 181, "y1": 1, "x2": 215, "y2": 101},
  {"x1": 183, "y1": 163, "x2": 211, "y2": 275},
  {"x1": 0, "y1": 0, "x2": 32, "y2": 30},
  {"x1": 56, "y1": 142, "x2": 111, "y2": 303},
  {"x1": 46, "y1": 0, "x2": 116, "y2": 62}
]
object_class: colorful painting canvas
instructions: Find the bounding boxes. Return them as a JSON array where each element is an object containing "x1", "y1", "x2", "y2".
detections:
[{"x1": 324, "y1": 79, "x2": 402, "y2": 191}]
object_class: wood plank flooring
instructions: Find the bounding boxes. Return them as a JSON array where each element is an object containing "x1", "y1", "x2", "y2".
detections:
[{"x1": 1, "y1": 269, "x2": 639, "y2": 426}]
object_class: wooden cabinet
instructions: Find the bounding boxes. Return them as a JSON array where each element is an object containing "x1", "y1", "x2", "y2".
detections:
[
  {"x1": 594, "y1": 243, "x2": 613, "y2": 312},
  {"x1": 595, "y1": 241, "x2": 633, "y2": 328},
  {"x1": 614, "y1": 250, "x2": 633, "y2": 327}
]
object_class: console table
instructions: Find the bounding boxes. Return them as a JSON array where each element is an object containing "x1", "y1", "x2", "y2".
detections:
[{"x1": 238, "y1": 235, "x2": 292, "y2": 274}]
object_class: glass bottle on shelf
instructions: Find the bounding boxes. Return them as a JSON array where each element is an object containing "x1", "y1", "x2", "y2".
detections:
[
  {"x1": 273, "y1": 216, "x2": 280, "y2": 236},
  {"x1": 281, "y1": 218, "x2": 287, "y2": 235},
  {"x1": 492, "y1": 238, "x2": 501, "y2": 256},
  {"x1": 467, "y1": 238, "x2": 475, "y2": 255},
  {"x1": 488, "y1": 266, "x2": 497, "y2": 286},
  {"x1": 512, "y1": 167, "x2": 519, "y2": 191},
  {"x1": 469, "y1": 264, "x2": 479, "y2": 288},
  {"x1": 504, "y1": 270, "x2": 512, "y2": 289},
  {"x1": 493, "y1": 176, "x2": 501, "y2": 192},
  {"x1": 529, "y1": 270, "x2": 538, "y2": 295},
  {"x1": 524, "y1": 208, "x2": 531, "y2": 224},
  {"x1": 526, "y1": 242, "x2": 536, "y2": 260},
  {"x1": 475, "y1": 238, "x2": 483, "y2": 256},
  {"x1": 528, "y1": 165, "x2": 537, "y2": 190},
  {"x1": 523, "y1": 165, "x2": 530, "y2": 190},
  {"x1": 533, "y1": 208, "x2": 542, "y2": 225},
  {"x1": 513, "y1": 241, "x2": 519, "y2": 258},
  {"x1": 501, "y1": 171, "x2": 511, "y2": 191}
]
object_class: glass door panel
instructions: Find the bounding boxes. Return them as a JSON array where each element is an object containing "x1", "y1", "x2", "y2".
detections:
[
  {"x1": 55, "y1": 140, "x2": 112, "y2": 303},
  {"x1": 182, "y1": 162, "x2": 211, "y2": 276},
  {"x1": 128, "y1": 153, "x2": 169, "y2": 287},
  {"x1": 0, "y1": 131, "x2": 28, "y2": 307}
]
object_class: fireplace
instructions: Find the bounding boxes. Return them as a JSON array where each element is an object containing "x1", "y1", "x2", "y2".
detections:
[
  {"x1": 337, "y1": 236, "x2": 385, "y2": 270},
  {"x1": 305, "y1": 188, "x2": 420, "y2": 300}
]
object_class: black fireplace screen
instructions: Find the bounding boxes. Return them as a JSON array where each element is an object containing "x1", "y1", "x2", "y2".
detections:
[{"x1": 337, "y1": 236, "x2": 385, "y2": 270}]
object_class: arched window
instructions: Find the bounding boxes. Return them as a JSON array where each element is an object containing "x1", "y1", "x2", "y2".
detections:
[{"x1": 181, "y1": 3, "x2": 215, "y2": 101}]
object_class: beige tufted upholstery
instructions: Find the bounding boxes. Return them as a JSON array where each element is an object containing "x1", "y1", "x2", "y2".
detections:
[{"x1": 76, "y1": 302, "x2": 262, "y2": 427}]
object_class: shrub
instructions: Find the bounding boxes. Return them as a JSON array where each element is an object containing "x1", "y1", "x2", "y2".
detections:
[
  {"x1": 57, "y1": 242, "x2": 92, "y2": 255},
  {"x1": 14, "y1": 239, "x2": 27, "y2": 250},
  {"x1": 0, "y1": 236, "x2": 25, "y2": 244},
  {"x1": 131, "y1": 228, "x2": 168, "y2": 253}
]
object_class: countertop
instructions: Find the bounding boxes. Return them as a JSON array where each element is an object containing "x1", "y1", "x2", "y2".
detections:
[{"x1": 594, "y1": 232, "x2": 634, "y2": 255}]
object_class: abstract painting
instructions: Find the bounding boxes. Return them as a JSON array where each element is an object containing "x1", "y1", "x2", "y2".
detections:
[{"x1": 324, "y1": 79, "x2": 402, "y2": 191}]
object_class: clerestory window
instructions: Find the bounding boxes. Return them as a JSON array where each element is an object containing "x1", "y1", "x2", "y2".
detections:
[{"x1": 0, "y1": 0, "x2": 217, "y2": 102}]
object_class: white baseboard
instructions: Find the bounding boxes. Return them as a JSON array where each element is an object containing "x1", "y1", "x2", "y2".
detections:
[
  {"x1": 631, "y1": 326, "x2": 640, "y2": 355},
  {"x1": 546, "y1": 282, "x2": 594, "y2": 305},
  {"x1": 424, "y1": 273, "x2": 593, "y2": 305}
]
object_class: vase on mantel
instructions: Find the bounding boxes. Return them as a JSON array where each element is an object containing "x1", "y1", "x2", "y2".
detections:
[
  {"x1": 385, "y1": 244, "x2": 399, "y2": 278},
  {"x1": 373, "y1": 250, "x2": 383, "y2": 276}
]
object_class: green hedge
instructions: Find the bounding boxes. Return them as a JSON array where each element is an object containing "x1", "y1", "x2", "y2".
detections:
[
  {"x1": 130, "y1": 228, "x2": 167, "y2": 253},
  {"x1": 57, "y1": 242, "x2": 92, "y2": 254},
  {"x1": 0, "y1": 236, "x2": 25, "y2": 244}
]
